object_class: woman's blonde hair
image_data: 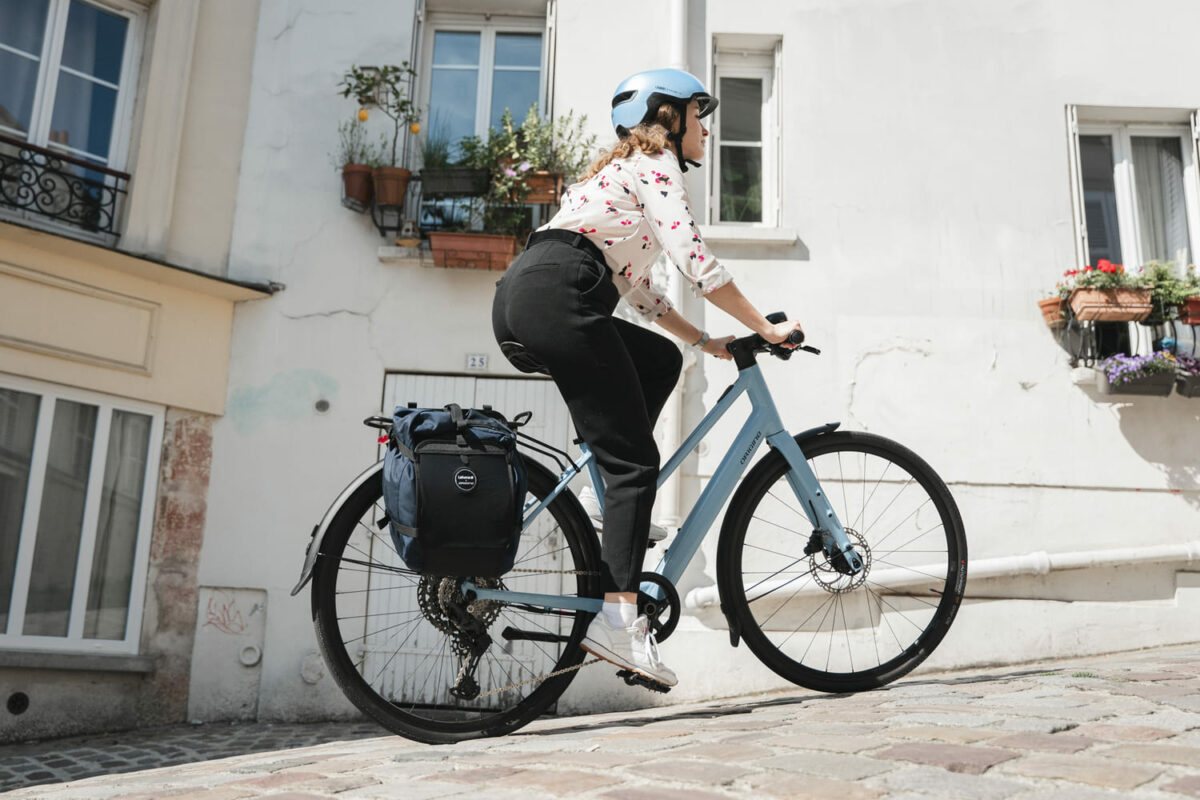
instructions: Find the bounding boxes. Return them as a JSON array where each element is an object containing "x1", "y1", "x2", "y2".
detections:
[{"x1": 581, "y1": 104, "x2": 681, "y2": 181}]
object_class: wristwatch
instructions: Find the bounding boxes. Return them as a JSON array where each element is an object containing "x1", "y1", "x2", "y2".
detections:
[{"x1": 692, "y1": 330, "x2": 710, "y2": 349}]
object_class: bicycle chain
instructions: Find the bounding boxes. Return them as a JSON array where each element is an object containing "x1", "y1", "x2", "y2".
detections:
[
  {"x1": 474, "y1": 656, "x2": 603, "y2": 699},
  {"x1": 507, "y1": 568, "x2": 601, "y2": 575}
]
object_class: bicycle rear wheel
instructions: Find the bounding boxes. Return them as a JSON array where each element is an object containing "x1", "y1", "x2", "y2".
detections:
[
  {"x1": 717, "y1": 430, "x2": 966, "y2": 693},
  {"x1": 311, "y1": 459, "x2": 601, "y2": 743}
]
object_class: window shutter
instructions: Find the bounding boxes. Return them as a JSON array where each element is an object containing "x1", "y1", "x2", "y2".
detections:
[{"x1": 1065, "y1": 104, "x2": 1089, "y2": 268}]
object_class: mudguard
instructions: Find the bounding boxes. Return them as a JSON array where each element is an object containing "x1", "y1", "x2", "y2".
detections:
[{"x1": 291, "y1": 459, "x2": 384, "y2": 596}]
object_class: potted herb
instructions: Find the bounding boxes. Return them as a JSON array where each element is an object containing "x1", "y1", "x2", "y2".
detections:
[
  {"x1": 1176, "y1": 354, "x2": 1200, "y2": 397},
  {"x1": 332, "y1": 118, "x2": 385, "y2": 212},
  {"x1": 1096, "y1": 351, "x2": 1176, "y2": 396},
  {"x1": 1141, "y1": 261, "x2": 1200, "y2": 325},
  {"x1": 1060, "y1": 260, "x2": 1153, "y2": 322},
  {"x1": 1175, "y1": 264, "x2": 1200, "y2": 324},
  {"x1": 418, "y1": 122, "x2": 489, "y2": 197},
  {"x1": 497, "y1": 105, "x2": 597, "y2": 204},
  {"x1": 339, "y1": 64, "x2": 420, "y2": 208}
]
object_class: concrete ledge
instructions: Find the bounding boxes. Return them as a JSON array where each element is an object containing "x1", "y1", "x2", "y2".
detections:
[
  {"x1": 0, "y1": 649, "x2": 156, "y2": 674},
  {"x1": 377, "y1": 245, "x2": 424, "y2": 266},
  {"x1": 698, "y1": 225, "x2": 799, "y2": 246}
]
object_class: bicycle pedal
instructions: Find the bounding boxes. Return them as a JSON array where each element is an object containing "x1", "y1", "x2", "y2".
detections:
[{"x1": 615, "y1": 669, "x2": 671, "y2": 693}]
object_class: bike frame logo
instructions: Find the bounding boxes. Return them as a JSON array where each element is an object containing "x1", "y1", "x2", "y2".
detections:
[
  {"x1": 453, "y1": 468, "x2": 477, "y2": 493},
  {"x1": 739, "y1": 431, "x2": 763, "y2": 466}
]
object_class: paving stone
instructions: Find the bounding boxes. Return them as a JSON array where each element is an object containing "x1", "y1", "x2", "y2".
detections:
[
  {"x1": 738, "y1": 770, "x2": 882, "y2": 799},
  {"x1": 999, "y1": 753, "x2": 1162, "y2": 790},
  {"x1": 768, "y1": 733, "x2": 883, "y2": 753},
  {"x1": 602, "y1": 788, "x2": 732, "y2": 800},
  {"x1": 664, "y1": 740, "x2": 776, "y2": 761},
  {"x1": 1161, "y1": 775, "x2": 1200, "y2": 798},
  {"x1": 885, "y1": 725, "x2": 1001, "y2": 743},
  {"x1": 492, "y1": 767, "x2": 620, "y2": 795},
  {"x1": 875, "y1": 742, "x2": 1018, "y2": 774},
  {"x1": 1069, "y1": 723, "x2": 1177, "y2": 741},
  {"x1": 228, "y1": 770, "x2": 327, "y2": 789},
  {"x1": 874, "y1": 766, "x2": 1026, "y2": 800},
  {"x1": 638, "y1": 758, "x2": 753, "y2": 786},
  {"x1": 432, "y1": 765, "x2": 522, "y2": 784},
  {"x1": 753, "y1": 752, "x2": 893, "y2": 780},
  {"x1": 885, "y1": 712, "x2": 1008, "y2": 728},
  {"x1": 1098, "y1": 743, "x2": 1200, "y2": 767},
  {"x1": 987, "y1": 732, "x2": 1098, "y2": 753}
]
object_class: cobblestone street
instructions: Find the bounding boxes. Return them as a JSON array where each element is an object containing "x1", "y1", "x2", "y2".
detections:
[{"x1": 6, "y1": 643, "x2": 1200, "y2": 799}]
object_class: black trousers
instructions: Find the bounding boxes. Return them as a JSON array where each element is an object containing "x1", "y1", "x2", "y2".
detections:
[{"x1": 492, "y1": 230, "x2": 683, "y2": 593}]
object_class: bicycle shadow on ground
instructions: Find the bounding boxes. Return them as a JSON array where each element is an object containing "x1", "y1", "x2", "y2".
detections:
[{"x1": 519, "y1": 666, "x2": 1060, "y2": 738}]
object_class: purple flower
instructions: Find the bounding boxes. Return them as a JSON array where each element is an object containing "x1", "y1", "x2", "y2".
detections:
[
  {"x1": 503, "y1": 167, "x2": 517, "y2": 177},
  {"x1": 518, "y1": 161, "x2": 531, "y2": 172},
  {"x1": 1100, "y1": 351, "x2": 1175, "y2": 385}
]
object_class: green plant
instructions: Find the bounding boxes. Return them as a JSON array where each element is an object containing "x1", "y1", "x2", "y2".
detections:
[
  {"x1": 1054, "y1": 259, "x2": 1147, "y2": 298},
  {"x1": 331, "y1": 119, "x2": 388, "y2": 169},
  {"x1": 503, "y1": 104, "x2": 597, "y2": 180},
  {"x1": 338, "y1": 63, "x2": 419, "y2": 167},
  {"x1": 1144, "y1": 261, "x2": 1200, "y2": 306}
]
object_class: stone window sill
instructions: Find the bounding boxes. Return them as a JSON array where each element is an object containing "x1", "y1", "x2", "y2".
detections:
[
  {"x1": 698, "y1": 225, "x2": 799, "y2": 246},
  {"x1": 0, "y1": 649, "x2": 155, "y2": 674}
]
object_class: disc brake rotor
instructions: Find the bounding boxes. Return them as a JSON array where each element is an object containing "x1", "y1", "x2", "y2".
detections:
[{"x1": 810, "y1": 529, "x2": 871, "y2": 594}]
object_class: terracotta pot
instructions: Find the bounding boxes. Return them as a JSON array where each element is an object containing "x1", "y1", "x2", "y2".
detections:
[
  {"x1": 1179, "y1": 296, "x2": 1200, "y2": 325},
  {"x1": 523, "y1": 171, "x2": 563, "y2": 204},
  {"x1": 340, "y1": 163, "x2": 372, "y2": 212},
  {"x1": 428, "y1": 232, "x2": 519, "y2": 270},
  {"x1": 1037, "y1": 297, "x2": 1067, "y2": 329},
  {"x1": 1068, "y1": 288, "x2": 1153, "y2": 322},
  {"x1": 372, "y1": 166, "x2": 412, "y2": 207}
]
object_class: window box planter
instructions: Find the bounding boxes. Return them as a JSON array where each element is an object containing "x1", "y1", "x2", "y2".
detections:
[
  {"x1": 340, "y1": 163, "x2": 373, "y2": 212},
  {"x1": 1179, "y1": 296, "x2": 1200, "y2": 325},
  {"x1": 523, "y1": 171, "x2": 564, "y2": 204},
  {"x1": 1037, "y1": 297, "x2": 1067, "y2": 329},
  {"x1": 1069, "y1": 288, "x2": 1153, "y2": 322},
  {"x1": 420, "y1": 167, "x2": 489, "y2": 198},
  {"x1": 428, "y1": 231, "x2": 518, "y2": 270},
  {"x1": 1177, "y1": 372, "x2": 1200, "y2": 397},
  {"x1": 1096, "y1": 369, "x2": 1174, "y2": 396},
  {"x1": 372, "y1": 166, "x2": 412, "y2": 206}
]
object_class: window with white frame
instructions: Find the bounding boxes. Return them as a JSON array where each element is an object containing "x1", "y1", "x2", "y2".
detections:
[
  {"x1": 418, "y1": 14, "x2": 546, "y2": 231},
  {"x1": 0, "y1": 0, "x2": 141, "y2": 171},
  {"x1": 1067, "y1": 107, "x2": 1200, "y2": 272},
  {"x1": 710, "y1": 39, "x2": 780, "y2": 226},
  {"x1": 0, "y1": 376, "x2": 162, "y2": 653}
]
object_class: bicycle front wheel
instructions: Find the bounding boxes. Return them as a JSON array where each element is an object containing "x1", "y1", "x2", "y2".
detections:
[
  {"x1": 311, "y1": 459, "x2": 601, "y2": 743},
  {"x1": 717, "y1": 430, "x2": 966, "y2": 693}
]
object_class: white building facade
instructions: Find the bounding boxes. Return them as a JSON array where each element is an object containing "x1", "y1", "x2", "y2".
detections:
[{"x1": 7, "y1": 0, "x2": 1197, "y2": 737}]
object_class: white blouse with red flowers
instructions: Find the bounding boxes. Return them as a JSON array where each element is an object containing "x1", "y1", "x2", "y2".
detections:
[{"x1": 538, "y1": 149, "x2": 734, "y2": 320}]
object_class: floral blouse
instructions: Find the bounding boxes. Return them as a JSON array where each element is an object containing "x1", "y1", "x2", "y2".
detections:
[{"x1": 539, "y1": 149, "x2": 733, "y2": 320}]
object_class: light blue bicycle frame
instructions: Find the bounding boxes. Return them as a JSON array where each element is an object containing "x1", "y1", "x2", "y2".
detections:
[{"x1": 463, "y1": 361, "x2": 863, "y2": 612}]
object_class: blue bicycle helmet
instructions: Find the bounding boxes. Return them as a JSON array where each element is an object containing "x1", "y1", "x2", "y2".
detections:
[{"x1": 610, "y1": 68, "x2": 718, "y2": 171}]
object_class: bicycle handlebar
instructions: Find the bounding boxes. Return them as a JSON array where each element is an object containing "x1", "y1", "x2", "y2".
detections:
[{"x1": 724, "y1": 311, "x2": 820, "y2": 370}]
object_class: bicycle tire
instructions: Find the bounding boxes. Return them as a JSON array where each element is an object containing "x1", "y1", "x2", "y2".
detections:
[
  {"x1": 717, "y1": 430, "x2": 967, "y2": 693},
  {"x1": 311, "y1": 458, "x2": 601, "y2": 743}
]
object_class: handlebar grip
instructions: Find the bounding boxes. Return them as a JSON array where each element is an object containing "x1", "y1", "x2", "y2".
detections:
[{"x1": 786, "y1": 329, "x2": 806, "y2": 346}]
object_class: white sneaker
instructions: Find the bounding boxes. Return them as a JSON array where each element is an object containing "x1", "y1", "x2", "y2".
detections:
[
  {"x1": 582, "y1": 613, "x2": 678, "y2": 687},
  {"x1": 578, "y1": 485, "x2": 668, "y2": 542}
]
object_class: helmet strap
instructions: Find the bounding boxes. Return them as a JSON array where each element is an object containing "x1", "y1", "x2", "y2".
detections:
[{"x1": 666, "y1": 104, "x2": 699, "y2": 173}]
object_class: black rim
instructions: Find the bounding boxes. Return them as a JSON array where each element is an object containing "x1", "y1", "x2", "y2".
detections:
[
  {"x1": 728, "y1": 433, "x2": 965, "y2": 688},
  {"x1": 313, "y1": 467, "x2": 599, "y2": 739}
]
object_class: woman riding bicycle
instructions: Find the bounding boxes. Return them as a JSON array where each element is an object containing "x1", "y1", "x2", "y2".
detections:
[{"x1": 492, "y1": 68, "x2": 803, "y2": 687}]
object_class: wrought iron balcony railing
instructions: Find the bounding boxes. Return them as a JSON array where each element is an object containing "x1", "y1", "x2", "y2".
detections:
[{"x1": 0, "y1": 133, "x2": 130, "y2": 237}]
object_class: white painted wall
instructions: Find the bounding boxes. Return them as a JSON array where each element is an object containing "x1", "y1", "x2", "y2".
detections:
[{"x1": 201, "y1": 0, "x2": 1200, "y2": 722}]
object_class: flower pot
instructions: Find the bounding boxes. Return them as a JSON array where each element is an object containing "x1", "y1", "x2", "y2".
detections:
[
  {"x1": 1068, "y1": 288, "x2": 1153, "y2": 322},
  {"x1": 1179, "y1": 296, "x2": 1200, "y2": 325},
  {"x1": 372, "y1": 166, "x2": 412, "y2": 207},
  {"x1": 1037, "y1": 297, "x2": 1067, "y2": 329},
  {"x1": 428, "y1": 231, "x2": 519, "y2": 270},
  {"x1": 340, "y1": 163, "x2": 372, "y2": 212},
  {"x1": 524, "y1": 171, "x2": 564, "y2": 204},
  {"x1": 1096, "y1": 369, "x2": 1174, "y2": 396},
  {"x1": 1177, "y1": 372, "x2": 1200, "y2": 398},
  {"x1": 420, "y1": 167, "x2": 489, "y2": 197}
]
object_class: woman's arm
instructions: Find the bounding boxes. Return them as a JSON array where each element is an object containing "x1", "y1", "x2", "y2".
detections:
[
  {"x1": 704, "y1": 281, "x2": 803, "y2": 344},
  {"x1": 654, "y1": 308, "x2": 734, "y2": 360}
]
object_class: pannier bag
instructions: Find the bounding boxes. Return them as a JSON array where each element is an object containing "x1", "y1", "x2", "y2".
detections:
[{"x1": 382, "y1": 403, "x2": 527, "y2": 577}]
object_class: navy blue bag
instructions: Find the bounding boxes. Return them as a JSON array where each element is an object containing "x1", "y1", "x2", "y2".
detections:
[{"x1": 382, "y1": 404, "x2": 526, "y2": 576}]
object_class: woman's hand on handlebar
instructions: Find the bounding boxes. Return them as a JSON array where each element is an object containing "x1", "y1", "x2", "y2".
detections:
[
  {"x1": 762, "y1": 319, "x2": 804, "y2": 347},
  {"x1": 702, "y1": 335, "x2": 735, "y2": 360}
]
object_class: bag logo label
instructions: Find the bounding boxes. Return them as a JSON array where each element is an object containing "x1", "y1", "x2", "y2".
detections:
[{"x1": 453, "y1": 468, "x2": 477, "y2": 493}]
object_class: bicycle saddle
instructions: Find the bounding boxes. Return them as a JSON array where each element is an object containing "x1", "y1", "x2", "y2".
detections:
[{"x1": 500, "y1": 341, "x2": 550, "y2": 376}]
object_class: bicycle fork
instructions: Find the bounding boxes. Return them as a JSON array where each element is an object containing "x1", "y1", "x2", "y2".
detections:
[{"x1": 769, "y1": 430, "x2": 865, "y2": 575}]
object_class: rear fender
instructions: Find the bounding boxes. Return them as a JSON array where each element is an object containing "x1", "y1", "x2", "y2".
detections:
[{"x1": 290, "y1": 459, "x2": 384, "y2": 596}]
